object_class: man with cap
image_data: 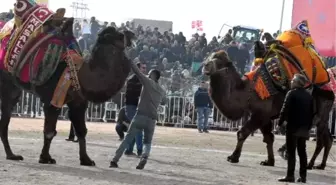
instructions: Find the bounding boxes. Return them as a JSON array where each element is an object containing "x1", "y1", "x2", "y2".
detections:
[{"x1": 278, "y1": 74, "x2": 314, "y2": 183}]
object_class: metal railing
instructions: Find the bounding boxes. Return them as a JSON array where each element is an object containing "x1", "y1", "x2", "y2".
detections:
[{"x1": 2, "y1": 91, "x2": 336, "y2": 137}]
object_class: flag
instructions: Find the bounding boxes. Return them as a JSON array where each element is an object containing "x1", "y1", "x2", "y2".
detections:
[{"x1": 191, "y1": 20, "x2": 203, "y2": 31}]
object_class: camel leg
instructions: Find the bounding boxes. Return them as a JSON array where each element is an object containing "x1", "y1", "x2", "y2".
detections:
[
  {"x1": 227, "y1": 114, "x2": 261, "y2": 163},
  {"x1": 38, "y1": 104, "x2": 60, "y2": 164},
  {"x1": 307, "y1": 132, "x2": 324, "y2": 169},
  {"x1": 0, "y1": 85, "x2": 22, "y2": 160},
  {"x1": 313, "y1": 129, "x2": 333, "y2": 170},
  {"x1": 67, "y1": 100, "x2": 95, "y2": 166},
  {"x1": 259, "y1": 121, "x2": 275, "y2": 166}
]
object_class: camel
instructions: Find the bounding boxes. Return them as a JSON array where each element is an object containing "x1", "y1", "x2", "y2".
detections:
[
  {"x1": 202, "y1": 47, "x2": 334, "y2": 169},
  {"x1": 0, "y1": 2, "x2": 135, "y2": 166}
]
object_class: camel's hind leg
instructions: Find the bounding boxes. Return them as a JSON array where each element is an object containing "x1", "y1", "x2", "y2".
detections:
[
  {"x1": 0, "y1": 72, "x2": 22, "y2": 160},
  {"x1": 308, "y1": 125, "x2": 333, "y2": 170},
  {"x1": 259, "y1": 121, "x2": 275, "y2": 166},
  {"x1": 308, "y1": 87, "x2": 334, "y2": 170},
  {"x1": 227, "y1": 113, "x2": 265, "y2": 163}
]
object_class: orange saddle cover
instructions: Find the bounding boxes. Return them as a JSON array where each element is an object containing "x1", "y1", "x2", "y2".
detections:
[{"x1": 276, "y1": 20, "x2": 329, "y2": 85}]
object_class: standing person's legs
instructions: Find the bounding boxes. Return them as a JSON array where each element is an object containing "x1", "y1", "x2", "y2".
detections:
[
  {"x1": 125, "y1": 105, "x2": 143, "y2": 155},
  {"x1": 110, "y1": 118, "x2": 142, "y2": 167},
  {"x1": 196, "y1": 107, "x2": 204, "y2": 132},
  {"x1": 136, "y1": 117, "x2": 156, "y2": 170},
  {"x1": 203, "y1": 107, "x2": 210, "y2": 133},
  {"x1": 115, "y1": 124, "x2": 127, "y2": 140},
  {"x1": 332, "y1": 108, "x2": 336, "y2": 136},
  {"x1": 297, "y1": 137, "x2": 308, "y2": 183},
  {"x1": 279, "y1": 133, "x2": 296, "y2": 182}
]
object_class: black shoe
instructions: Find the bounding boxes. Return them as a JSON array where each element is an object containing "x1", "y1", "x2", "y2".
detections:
[
  {"x1": 136, "y1": 157, "x2": 147, "y2": 170},
  {"x1": 203, "y1": 130, "x2": 209, "y2": 133},
  {"x1": 109, "y1": 161, "x2": 118, "y2": 168},
  {"x1": 198, "y1": 129, "x2": 203, "y2": 133},
  {"x1": 278, "y1": 176, "x2": 295, "y2": 182},
  {"x1": 297, "y1": 177, "x2": 306, "y2": 183},
  {"x1": 65, "y1": 138, "x2": 75, "y2": 142},
  {"x1": 124, "y1": 152, "x2": 137, "y2": 156}
]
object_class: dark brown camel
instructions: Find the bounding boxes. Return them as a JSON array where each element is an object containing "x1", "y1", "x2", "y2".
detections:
[
  {"x1": 202, "y1": 48, "x2": 334, "y2": 169},
  {"x1": 0, "y1": 17, "x2": 135, "y2": 166}
]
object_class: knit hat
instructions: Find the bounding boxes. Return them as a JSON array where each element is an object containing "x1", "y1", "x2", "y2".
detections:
[{"x1": 292, "y1": 74, "x2": 308, "y2": 87}]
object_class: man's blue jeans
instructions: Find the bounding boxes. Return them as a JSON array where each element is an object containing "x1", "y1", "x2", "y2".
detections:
[
  {"x1": 197, "y1": 107, "x2": 210, "y2": 130},
  {"x1": 125, "y1": 105, "x2": 143, "y2": 153}
]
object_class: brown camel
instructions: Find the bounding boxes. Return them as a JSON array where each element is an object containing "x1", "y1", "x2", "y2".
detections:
[
  {"x1": 0, "y1": 3, "x2": 135, "y2": 166},
  {"x1": 202, "y1": 48, "x2": 334, "y2": 169}
]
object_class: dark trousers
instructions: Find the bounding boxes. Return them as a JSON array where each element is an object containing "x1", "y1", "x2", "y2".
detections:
[
  {"x1": 286, "y1": 133, "x2": 308, "y2": 179},
  {"x1": 68, "y1": 123, "x2": 76, "y2": 139},
  {"x1": 115, "y1": 124, "x2": 128, "y2": 139},
  {"x1": 331, "y1": 108, "x2": 336, "y2": 136}
]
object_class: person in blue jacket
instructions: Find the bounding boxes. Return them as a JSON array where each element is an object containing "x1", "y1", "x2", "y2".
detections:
[{"x1": 194, "y1": 81, "x2": 213, "y2": 133}]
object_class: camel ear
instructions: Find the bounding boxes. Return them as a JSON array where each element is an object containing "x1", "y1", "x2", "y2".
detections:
[{"x1": 213, "y1": 50, "x2": 229, "y2": 62}]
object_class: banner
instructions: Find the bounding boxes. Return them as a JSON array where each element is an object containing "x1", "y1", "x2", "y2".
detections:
[
  {"x1": 191, "y1": 20, "x2": 203, "y2": 31},
  {"x1": 35, "y1": 0, "x2": 49, "y2": 7},
  {"x1": 292, "y1": 0, "x2": 335, "y2": 57}
]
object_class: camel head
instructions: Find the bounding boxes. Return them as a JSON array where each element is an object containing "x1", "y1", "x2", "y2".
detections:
[
  {"x1": 202, "y1": 50, "x2": 232, "y2": 75},
  {"x1": 96, "y1": 26, "x2": 136, "y2": 51}
]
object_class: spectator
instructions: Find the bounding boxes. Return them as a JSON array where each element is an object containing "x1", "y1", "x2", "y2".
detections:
[
  {"x1": 73, "y1": 20, "x2": 81, "y2": 38},
  {"x1": 90, "y1": 16, "x2": 100, "y2": 41},
  {"x1": 227, "y1": 41, "x2": 239, "y2": 64},
  {"x1": 139, "y1": 45, "x2": 152, "y2": 63},
  {"x1": 194, "y1": 81, "x2": 213, "y2": 133},
  {"x1": 223, "y1": 29, "x2": 233, "y2": 44},
  {"x1": 115, "y1": 106, "x2": 130, "y2": 140},
  {"x1": 81, "y1": 19, "x2": 91, "y2": 37},
  {"x1": 236, "y1": 43, "x2": 250, "y2": 75},
  {"x1": 123, "y1": 62, "x2": 147, "y2": 156},
  {"x1": 278, "y1": 74, "x2": 313, "y2": 183}
]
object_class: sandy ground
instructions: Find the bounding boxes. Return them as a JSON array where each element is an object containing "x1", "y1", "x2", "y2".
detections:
[{"x1": 0, "y1": 118, "x2": 335, "y2": 185}]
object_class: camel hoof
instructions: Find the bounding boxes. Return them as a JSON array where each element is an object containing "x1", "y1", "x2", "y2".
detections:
[
  {"x1": 227, "y1": 155, "x2": 239, "y2": 163},
  {"x1": 313, "y1": 164, "x2": 326, "y2": 170},
  {"x1": 6, "y1": 154, "x2": 24, "y2": 161},
  {"x1": 260, "y1": 160, "x2": 274, "y2": 166},
  {"x1": 39, "y1": 156, "x2": 56, "y2": 164},
  {"x1": 80, "y1": 159, "x2": 96, "y2": 166},
  {"x1": 307, "y1": 164, "x2": 314, "y2": 170}
]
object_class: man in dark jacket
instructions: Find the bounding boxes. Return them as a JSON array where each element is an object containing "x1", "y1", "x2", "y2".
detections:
[
  {"x1": 278, "y1": 74, "x2": 314, "y2": 183},
  {"x1": 226, "y1": 41, "x2": 239, "y2": 64},
  {"x1": 115, "y1": 107, "x2": 130, "y2": 140},
  {"x1": 194, "y1": 81, "x2": 213, "y2": 133},
  {"x1": 124, "y1": 62, "x2": 147, "y2": 156},
  {"x1": 236, "y1": 43, "x2": 250, "y2": 75}
]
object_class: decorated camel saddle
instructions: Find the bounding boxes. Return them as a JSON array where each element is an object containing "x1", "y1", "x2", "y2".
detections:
[
  {"x1": 245, "y1": 20, "x2": 329, "y2": 99},
  {"x1": 0, "y1": 0, "x2": 83, "y2": 107}
]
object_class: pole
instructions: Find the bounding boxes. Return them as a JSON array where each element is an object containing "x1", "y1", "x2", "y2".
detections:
[{"x1": 279, "y1": 0, "x2": 286, "y2": 32}]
